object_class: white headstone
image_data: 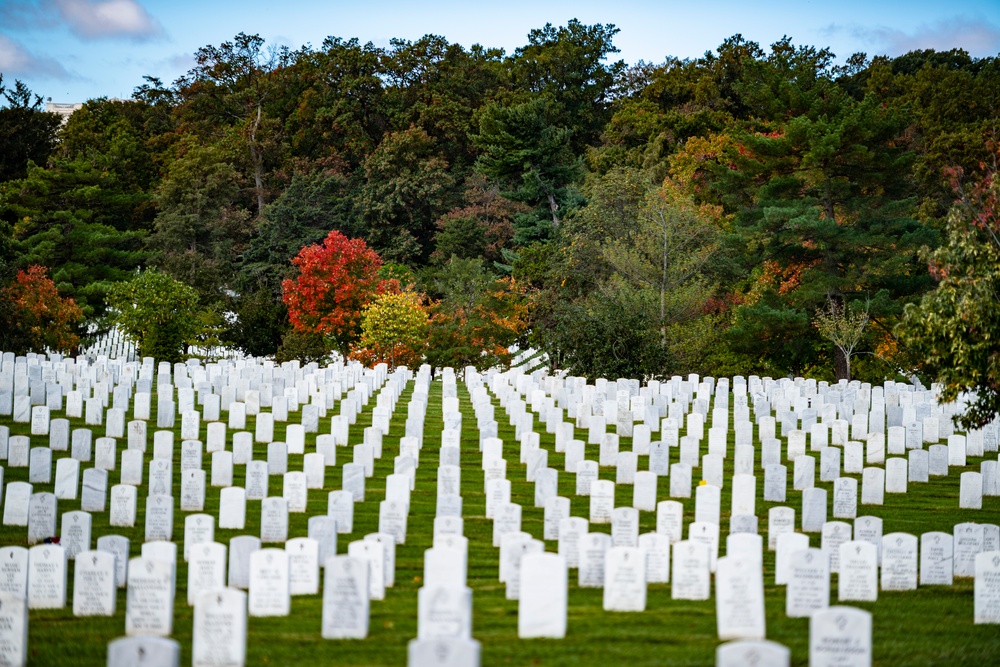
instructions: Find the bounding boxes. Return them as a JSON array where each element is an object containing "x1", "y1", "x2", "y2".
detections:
[
  {"x1": 578, "y1": 533, "x2": 611, "y2": 588},
  {"x1": 286, "y1": 537, "x2": 320, "y2": 596},
  {"x1": 106, "y1": 636, "x2": 180, "y2": 667},
  {"x1": 974, "y1": 551, "x2": 1000, "y2": 624},
  {"x1": 72, "y1": 550, "x2": 116, "y2": 616},
  {"x1": 786, "y1": 548, "x2": 830, "y2": 618},
  {"x1": 671, "y1": 540, "x2": 710, "y2": 600},
  {"x1": 322, "y1": 555, "x2": 370, "y2": 639},
  {"x1": 716, "y1": 639, "x2": 790, "y2": 667},
  {"x1": 248, "y1": 548, "x2": 290, "y2": 617},
  {"x1": 518, "y1": 552, "x2": 567, "y2": 638},
  {"x1": 715, "y1": 555, "x2": 766, "y2": 640},
  {"x1": 808, "y1": 606, "x2": 871, "y2": 667},
  {"x1": 27, "y1": 544, "x2": 66, "y2": 609},
  {"x1": 838, "y1": 541, "x2": 878, "y2": 602},
  {"x1": 955, "y1": 523, "x2": 984, "y2": 578},
  {"x1": 880, "y1": 532, "x2": 918, "y2": 591},
  {"x1": 192, "y1": 588, "x2": 247, "y2": 667},
  {"x1": 125, "y1": 557, "x2": 174, "y2": 636},
  {"x1": 919, "y1": 531, "x2": 953, "y2": 586},
  {"x1": 227, "y1": 536, "x2": 260, "y2": 590},
  {"x1": 0, "y1": 547, "x2": 29, "y2": 599},
  {"x1": 187, "y1": 542, "x2": 227, "y2": 606},
  {"x1": 0, "y1": 592, "x2": 27, "y2": 667}
]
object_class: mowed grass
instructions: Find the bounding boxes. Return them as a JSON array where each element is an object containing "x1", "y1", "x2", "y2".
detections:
[{"x1": 2, "y1": 374, "x2": 999, "y2": 666}]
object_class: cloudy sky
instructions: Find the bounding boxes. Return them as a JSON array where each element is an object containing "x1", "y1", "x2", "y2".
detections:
[{"x1": 2, "y1": 0, "x2": 1000, "y2": 104}]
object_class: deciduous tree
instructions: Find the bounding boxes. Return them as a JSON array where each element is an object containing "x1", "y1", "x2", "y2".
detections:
[
  {"x1": 281, "y1": 229, "x2": 386, "y2": 353},
  {"x1": 359, "y1": 125, "x2": 456, "y2": 263},
  {"x1": 106, "y1": 269, "x2": 200, "y2": 363},
  {"x1": 0, "y1": 265, "x2": 83, "y2": 354},
  {"x1": 146, "y1": 139, "x2": 251, "y2": 303},
  {"x1": 424, "y1": 257, "x2": 530, "y2": 370},
  {"x1": 898, "y1": 157, "x2": 1000, "y2": 428},
  {"x1": 351, "y1": 290, "x2": 428, "y2": 367},
  {"x1": 0, "y1": 77, "x2": 60, "y2": 184}
]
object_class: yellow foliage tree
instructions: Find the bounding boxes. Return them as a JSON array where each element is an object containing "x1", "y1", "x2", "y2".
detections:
[{"x1": 351, "y1": 290, "x2": 428, "y2": 368}]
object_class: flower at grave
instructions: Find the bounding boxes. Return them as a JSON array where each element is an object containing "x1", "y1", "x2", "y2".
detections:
[{"x1": 699, "y1": 479, "x2": 707, "y2": 486}]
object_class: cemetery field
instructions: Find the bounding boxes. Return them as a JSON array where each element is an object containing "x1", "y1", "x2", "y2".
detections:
[{"x1": 1, "y1": 363, "x2": 1000, "y2": 666}]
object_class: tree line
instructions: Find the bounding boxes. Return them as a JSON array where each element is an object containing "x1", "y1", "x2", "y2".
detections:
[{"x1": 1, "y1": 23, "x2": 998, "y2": 421}]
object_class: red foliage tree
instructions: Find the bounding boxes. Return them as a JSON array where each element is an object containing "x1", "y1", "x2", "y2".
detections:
[
  {"x1": 0, "y1": 265, "x2": 83, "y2": 354},
  {"x1": 281, "y1": 230, "x2": 386, "y2": 353}
]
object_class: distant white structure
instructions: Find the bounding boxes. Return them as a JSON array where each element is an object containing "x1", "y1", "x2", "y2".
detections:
[{"x1": 45, "y1": 101, "x2": 83, "y2": 125}]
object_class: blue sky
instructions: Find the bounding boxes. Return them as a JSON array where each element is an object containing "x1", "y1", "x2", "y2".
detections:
[{"x1": 2, "y1": 0, "x2": 1000, "y2": 103}]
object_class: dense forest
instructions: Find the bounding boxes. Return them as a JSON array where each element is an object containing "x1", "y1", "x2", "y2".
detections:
[{"x1": 1, "y1": 22, "x2": 999, "y2": 393}]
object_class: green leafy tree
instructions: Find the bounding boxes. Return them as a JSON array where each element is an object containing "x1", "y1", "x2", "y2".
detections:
[
  {"x1": 187, "y1": 305, "x2": 234, "y2": 362},
  {"x1": 556, "y1": 167, "x2": 650, "y2": 295},
  {"x1": 227, "y1": 286, "x2": 288, "y2": 358},
  {"x1": 282, "y1": 37, "x2": 387, "y2": 167},
  {"x1": 383, "y1": 35, "x2": 505, "y2": 168},
  {"x1": 351, "y1": 290, "x2": 428, "y2": 367},
  {"x1": 174, "y1": 32, "x2": 293, "y2": 216},
  {"x1": 814, "y1": 296, "x2": 871, "y2": 381},
  {"x1": 898, "y1": 159, "x2": 1000, "y2": 428},
  {"x1": 531, "y1": 174, "x2": 724, "y2": 378},
  {"x1": 423, "y1": 257, "x2": 530, "y2": 370},
  {"x1": 146, "y1": 140, "x2": 251, "y2": 303},
  {"x1": 106, "y1": 270, "x2": 200, "y2": 363},
  {"x1": 359, "y1": 126, "x2": 456, "y2": 263},
  {"x1": 600, "y1": 177, "x2": 723, "y2": 346},
  {"x1": 275, "y1": 328, "x2": 330, "y2": 365},
  {"x1": 0, "y1": 77, "x2": 61, "y2": 183},
  {"x1": 538, "y1": 281, "x2": 672, "y2": 380},
  {"x1": 57, "y1": 96, "x2": 171, "y2": 195}
]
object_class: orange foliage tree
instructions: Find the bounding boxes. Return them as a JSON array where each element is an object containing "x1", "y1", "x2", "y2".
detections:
[
  {"x1": 425, "y1": 257, "x2": 531, "y2": 370},
  {"x1": 0, "y1": 265, "x2": 83, "y2": 354},
  {"x1": 281, "y1": 230, "x2": 387, "y2": 353}
]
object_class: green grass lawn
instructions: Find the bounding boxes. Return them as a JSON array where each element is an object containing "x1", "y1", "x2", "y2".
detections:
[{"x1": 2, "y1": 371, "x2": 999, "y2": 666}]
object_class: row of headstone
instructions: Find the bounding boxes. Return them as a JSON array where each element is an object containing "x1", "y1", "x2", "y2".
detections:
[
  {"x1": 3, "y1": 354, "x2": 999, "y2": 667},
  {"x1": 406, "y1": 368, "x2": 482, "y2": 666},
  {"x1": 482, "y1": 367, "x2": 998, "y2": 516},
  {"x1": 0, "y1": 354, "x2": 437, "y2": 666},
  {"x1": 468, "y1": 364, "x2": 1000, "y2": 648}
]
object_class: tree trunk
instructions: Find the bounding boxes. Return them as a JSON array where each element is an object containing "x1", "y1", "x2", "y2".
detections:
[
  {"x1": 547, "y1": 193, "x2": 560, "y2": 228},
  {"x1": 249, "y1": 104, "x2": 265, "y2": 217},
  {"x1": 834, "y1": 345, "x2": 850, "y2": 382}
]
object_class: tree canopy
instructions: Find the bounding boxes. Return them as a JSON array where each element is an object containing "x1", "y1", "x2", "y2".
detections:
[{"x1": 3, "y1": 26, "x2": 998, "y2": 422}]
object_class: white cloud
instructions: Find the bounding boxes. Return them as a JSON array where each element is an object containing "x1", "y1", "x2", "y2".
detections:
[
  {"x1": 824, "y1": 16, "x2": 1000, "y2": 58},
  {"x1": 54, "y1": 0, "x2": 163, "y2": 40},
  {"x1": 0, "y1": 34, "x2": 72, "y2": 78}
]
